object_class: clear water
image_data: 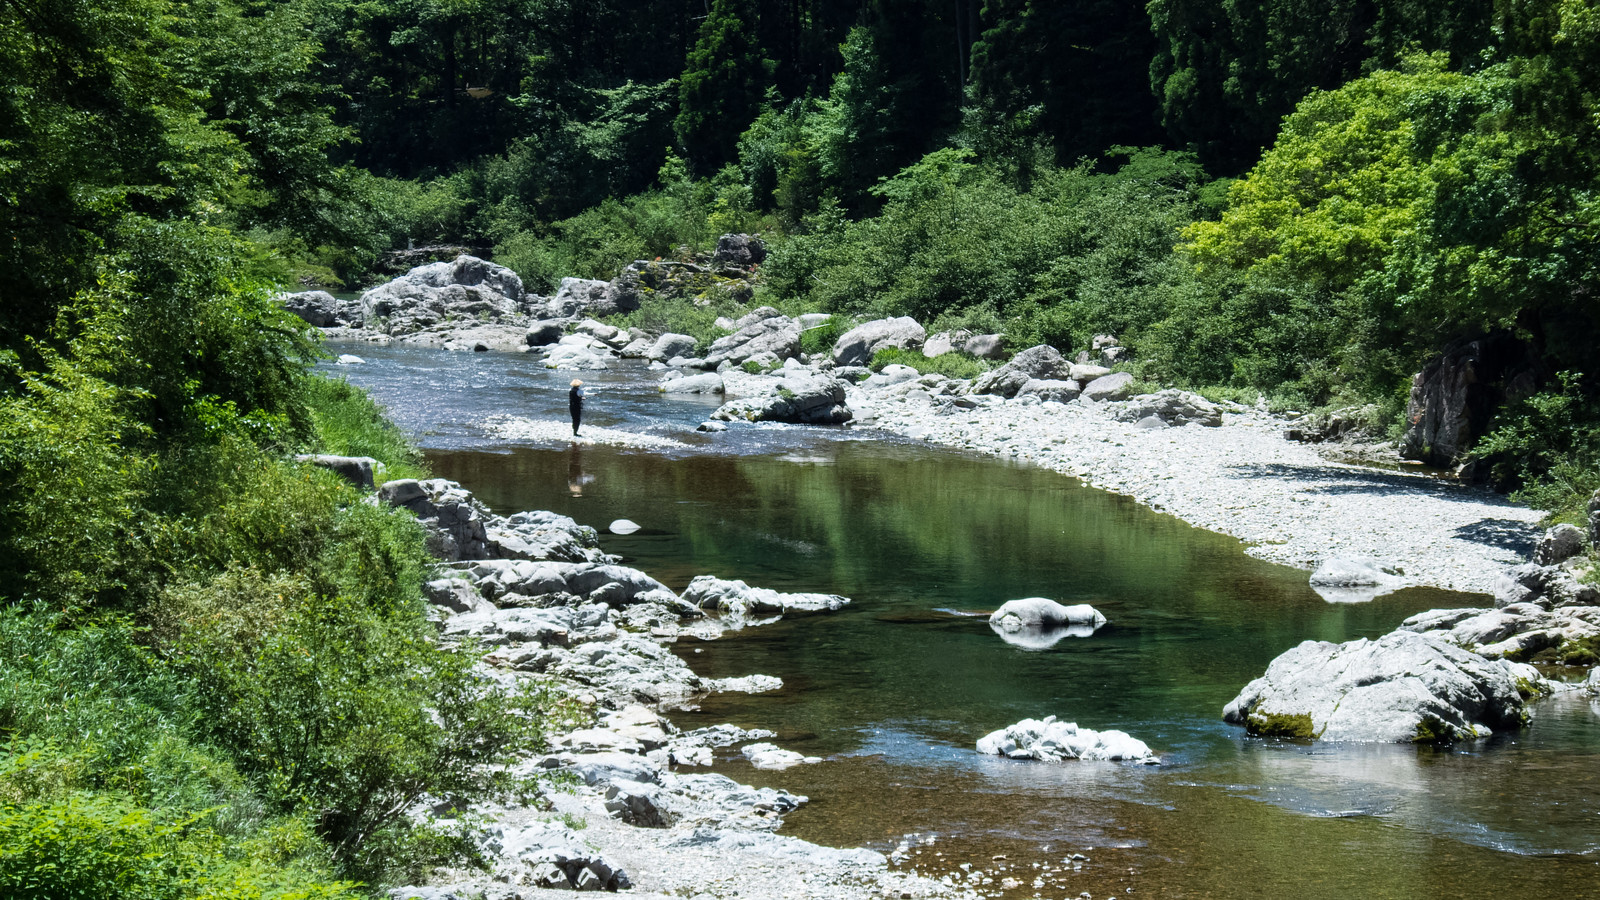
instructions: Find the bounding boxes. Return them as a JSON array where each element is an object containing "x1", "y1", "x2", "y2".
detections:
[{"x1": 325, "y1": 342, "x2": 1600, "y2": 898}]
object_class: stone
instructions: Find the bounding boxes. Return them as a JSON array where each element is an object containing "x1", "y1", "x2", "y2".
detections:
[
  {"x1": 1535, "y1": 524, "x2": 1588, "y2": 566},
  {"x1": 424, "y1": 578, "x2": 490, "y2": 614},
  {"x1": 709, "y1": 373, "x2": 852, "y2": 425},
  {"x1": 525, "y1": 320, "x2": 565, "y2": 346},
  {"x1": 1080, "y1": 372, "x2": 1135, "y2": 402},
  {"x1": 861, "y1": 364, "x2": 921, "y2": 390},
  {"x1": 702, "y1": 308, "x2": 802, "y2": 369},
  {"x1": 977, "y1": 716, "x2": 1158, "y2": 764},
  {"x1": 1308, "y1": 556, "x2": 1402, "y2": 603},
  {"x1": 1399, "y1": 333, "x2": 1540, "y2": 469},
  {"x1": 603, "y1": 779, "x2": 670, "y2": 827},
  {"x1": 1222, "y1": 630, "x2": 1540, "y2": 743},
  {"x1": 741, "y1": 742, "x2": 822, "y2": 770},
  {"x1": 281, "y1": 289, "x2": 361, "y2": 327},
  {"x1": 660, "y1": 373, "x2": 725, "y2": 394},
  {"x1": 295, "y1": 454, "x2": 376, "y2": 490},
  {"x1": 1068, "y1": 363, "x2": 1112, "y2": 382},
  {"x1": 1015, "y1": 378, "x2": 1081, "y2": 404},
  {"x1": 361, "y1": 256, "x2": 527, "y2": 337},
  {"x1": 543, "y1": 277, "x2": 619, "y2": 319},
  {"x1": 971, "y1": 345, "x2": 1071, "y2": 398},
  {"x1": 1589, "y1": 490, "x2": 1600, "y2": 547},
  {"x1": 609, "y1": 519, "x2": 641, "y2": 535},
  {"x1": 682, "y1": 575, "x2": 849, "y2": 618},
  {"x1": 922, "y1": 330, "x2": 966, "y2": 358},
  {"x1": 1115, "y1": 390, "x2": 1222, "y2": 427},
  {"x1": 962, "y1": 333, "x2": 1005, "y2": 359},
  {"x1": 831, "y1": 317, "x2": 927, "y2": 367},
  {"x1": 335, "y1": 354, "x2": 365, "y2": 365},
  {"x1": 710, "y1": 233, "x2": 767, "y2": 268},
  {"x1": 989, "y1": 598, "x2": 1105, "y2": 631},
  {"x1": 648, "y1": 332, "x2": 699, "y2": 362}
]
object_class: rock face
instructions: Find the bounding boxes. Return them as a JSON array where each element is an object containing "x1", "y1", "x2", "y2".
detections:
[
  {"x1": 1400, "y1": 333, "x2": 1541, "y2": 469},
  {"x1": 831, "y1": 317, "x2": 927, "y2": 367},
  {"x1": 989, "y1": 598, "x2": 1105, "y2": 631},
  {"x1": 648, "y1": 333, "x2": 699, "y2": 362},
  {"x1": 710, "y1": 233, "x2": 767, "y2": 269},
  {"x1": 1222, "y1": 630, "x2": 1540, "y2": 743},
  {"x1": 977, "y1": 716, "x2": 1158, "y2": 764},
  {"x1": 281, "y1": 290, "x2": 360, "y2": 327},
  {"x1": 543, "y1": 277, "x2": 626, "y2": 320},
  {"x1": 702, "y1": 308, "x2": 802, "y2": 369},
  {"x1": 361, "y1": 256, "x2": 527, "y2": 337},
  {"x1": 1115, "y1": 390, "x2": 1221, "y2": 427},
  {"x1": 971, "y1": 345, "x2": 1072, "y2": 398},
  {"x1": 709, "y1": 373, "x2": 851, "y2": 425}
]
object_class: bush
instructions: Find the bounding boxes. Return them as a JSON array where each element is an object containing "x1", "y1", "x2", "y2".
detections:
[
  {"x1": 1471, "y1": 373, "x2": 1600, "y2": 521},
  {"x1": 798, "y1": 316, "x2": 845, "y2": 358},
  {"x1": 154, "y1": 569, "x2": 557, "y2": 885}
]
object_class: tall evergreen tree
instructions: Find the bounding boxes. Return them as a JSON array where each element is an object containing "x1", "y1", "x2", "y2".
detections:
[{"x1": 676, "y1": 0, "x2": 773, "y2": 175}]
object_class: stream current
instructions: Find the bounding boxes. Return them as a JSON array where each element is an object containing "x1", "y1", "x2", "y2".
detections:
[{"x1": 326, "y1": 343, "x2": 1599, "y2": 899}]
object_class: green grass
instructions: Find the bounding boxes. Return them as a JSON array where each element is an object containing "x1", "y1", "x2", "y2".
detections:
[
  {"x1": 302, "y1": 375, "x2": 428, "y2": 482},
  {"x1": 868, "y1": 347, "x2": 992, "y2": 380}
]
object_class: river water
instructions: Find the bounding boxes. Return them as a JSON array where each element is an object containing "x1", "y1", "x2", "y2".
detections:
[{"x1": 325, "y1": 343, "x2": 1599, "y2": 898}]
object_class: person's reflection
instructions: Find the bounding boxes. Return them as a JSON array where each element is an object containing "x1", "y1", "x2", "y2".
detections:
[{"x1": 567, "y1": 443, "x2": 594, "y2": 496}]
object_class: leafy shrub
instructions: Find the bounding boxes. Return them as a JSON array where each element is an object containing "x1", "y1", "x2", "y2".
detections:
[
  {"x1": 154, "y1": 568, "x2": 557, "y2": 885},
  {"x1": 1471, "y1": 373, "x2": 1600, "y2": 520},
  {"x1": 798, "y1": 316, "x2": 845, "y2": 358}
]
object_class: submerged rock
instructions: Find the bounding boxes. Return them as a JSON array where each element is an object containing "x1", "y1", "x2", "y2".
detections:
[
  {"x1": 1222, "y1": 630, "x2": 1544, "y2": 743},
  {"x1": 976, "y1": 716, "x2": 1158, "y2": 764}
]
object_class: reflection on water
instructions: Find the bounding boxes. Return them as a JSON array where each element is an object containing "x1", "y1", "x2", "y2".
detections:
[{"x1": 328, "y1": 343, "x2": 1600, "y2": 898}]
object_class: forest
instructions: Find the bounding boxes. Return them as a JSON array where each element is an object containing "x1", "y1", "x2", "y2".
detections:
[{"x1": 1, "y1": 0, "x2": 1598, "y2": 895}]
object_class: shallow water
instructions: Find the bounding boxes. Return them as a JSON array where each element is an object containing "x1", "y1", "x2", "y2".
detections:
[{"x1": 326, "y1": 343, "x2": 1600, "y2": 898}]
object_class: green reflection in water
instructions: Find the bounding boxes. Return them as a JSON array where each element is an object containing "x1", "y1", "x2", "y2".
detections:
[{"x1": 431, "y1": 441, "x2": 1600, "y2": 898}]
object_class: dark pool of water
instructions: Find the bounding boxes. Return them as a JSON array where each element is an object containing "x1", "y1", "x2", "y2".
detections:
[{"x1": 326, "y1": 343, "x2": 1600, "y2": 898}]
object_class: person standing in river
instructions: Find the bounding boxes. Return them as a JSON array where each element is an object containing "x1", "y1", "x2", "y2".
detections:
[{"x1": 568, "y1": 379, "x2": 585, "y2": 437}]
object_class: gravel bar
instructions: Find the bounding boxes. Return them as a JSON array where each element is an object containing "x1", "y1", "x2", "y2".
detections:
[{"x1": 852, "y1": 392, "x2": 1544, "y2": 595}]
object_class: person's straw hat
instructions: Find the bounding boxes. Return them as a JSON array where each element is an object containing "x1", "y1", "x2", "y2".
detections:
[{"x1": 571, "y1": 379, "x2": 583, "y2": 386}]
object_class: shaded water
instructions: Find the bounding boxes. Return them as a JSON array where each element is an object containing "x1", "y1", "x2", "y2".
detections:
[{"x1": 328, "y1": 343, "x2": 1600, "y2": 898}]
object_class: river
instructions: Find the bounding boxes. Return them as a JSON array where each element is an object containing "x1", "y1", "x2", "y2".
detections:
[{"x1": 325, "y1": 342, "x2": 1600, "y2": 899}]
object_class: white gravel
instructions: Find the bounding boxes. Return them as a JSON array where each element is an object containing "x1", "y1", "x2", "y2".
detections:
[
  {"x1": 485, "y1": 415, "x2": 688, "y2": 451},
  {"x1": 851, "y1": 387, "x2": 1544, "y2": 595}
]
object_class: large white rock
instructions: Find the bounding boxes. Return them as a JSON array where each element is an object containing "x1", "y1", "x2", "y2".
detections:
[
  {"x1": 1222, "y1": 629, "x2": 1543, "y2": 743},
  {"x1": 1308, "y1": 555, "x2": 1403, "y2": 603},
  {"x1": 741, "y1": 742, "x2": 822, "y2": 770},
  {"x1": 989, "y1": 598, "x2": 1106, "y2": 631},
  {"x1": 831, "y1": 317, "x2": 926, "y2": 367},
  {"x1": 976, "y1": 716, "x2": 1158, "y2": 764}
]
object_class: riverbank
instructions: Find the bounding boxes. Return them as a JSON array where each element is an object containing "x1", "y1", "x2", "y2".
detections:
[{"x1": 847, "y1": 383, "x2": 1544, "y2": 596}]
